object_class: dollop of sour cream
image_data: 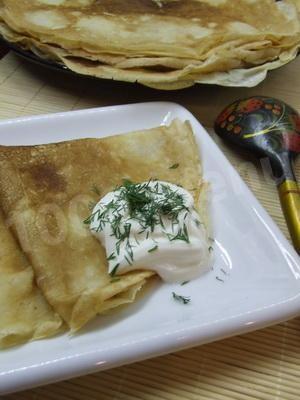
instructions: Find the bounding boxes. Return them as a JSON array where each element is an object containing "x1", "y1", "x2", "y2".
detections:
[{"x1": 88, "y1": 180, "x2": 211, "y2": 283}]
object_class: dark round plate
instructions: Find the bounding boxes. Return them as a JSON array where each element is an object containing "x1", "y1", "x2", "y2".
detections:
[
  {"x1": 2, "y1": 35, "x2": 298, "y2": 89},
  {"x1": 0, "y1": 36, "x2": 76, "y2": 76}
]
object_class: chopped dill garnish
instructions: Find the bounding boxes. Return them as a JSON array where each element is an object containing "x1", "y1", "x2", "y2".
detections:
[
  {"x1": 110, "y1": 263, "x2": 120, "y2": 277},
  {"x1": 167, "y1": 224, "x2": 190, "y2": 243},
  {"x1": 110, "y1": 277, "x2": 120, "y2": 283},
  {"x1": 88, "y1": 201, "x2": 96, "y2": 211},
  {"x1": 181, "y1": 280, "x2": 190, "y2": 286},
  {"x1": 208, "y1": 246, "x2": 213, "y2": 252},
  {"x1": 216, "y1": 276, "x2": 224, "y2": 282},
  {"x1": 124, "y1": 255, "x2": 132, "y2": 265},
  {"x1": 84, "y1": 179, "x2": 193, "y2": 265},
  {"x1": 148, "y1": 245, "x2": 158, "y2": 253},
  {"x1": 107, "y1": 253, "x2": 116, "y2": 261},
  {"x1": 208, "y1": 237, "x2": 215, "y2": 242},
  {"x1": 91, "y1": 184, "x2": 101, "y2": 196},
  {"x1": 220, "y1": 268, "x2": 228, "y2": 275},
  {"x1": 169, "y1": 163, "x2": 179, "y2": 169},
  {"x1": 83, "y1": 209, "x2": 100, "y2": 225},
  {"x1": 194, "y1": 219, "x2": 203, "y2": 227},
  {"x1": 172, "y1": 292, "x2": 190, "y2": 304},
  {"x1": 123, "y1": 180, "x2": 151, "y2": 213}
]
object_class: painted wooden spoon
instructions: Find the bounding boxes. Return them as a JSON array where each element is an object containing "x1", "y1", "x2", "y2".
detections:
[{"x1": 214, "y1": 96, "x2": 300, "y2": 254}]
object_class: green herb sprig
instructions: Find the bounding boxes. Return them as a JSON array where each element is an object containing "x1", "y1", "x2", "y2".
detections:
[
  {"x1": 169, "y1": 163, "x2": 179, "y2": 169},
  {"x1": 84, "y1": 179, "x2": 193, "y2": 266},
  {"x1": 181, "y1": 280, "x2": 190, "y2": 286},
  {"x1": 172, "y1": 292, "x2": 191, "y2": 304}
]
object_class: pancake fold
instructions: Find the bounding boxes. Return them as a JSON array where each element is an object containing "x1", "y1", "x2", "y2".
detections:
[
  {"x1": 0, "y1": 120, "x2": 206, "y2": 333},
  {"x1": 0, "y1": 210, "x2": 63, "y2": 349}
]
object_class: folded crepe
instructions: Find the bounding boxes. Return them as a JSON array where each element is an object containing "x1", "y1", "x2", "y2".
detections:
[
  {"x1": 0, "y1": 120, "x2": 207, "y2": 332},
  {"x1": 0, "y1": 209, "x2": 62, "y2": 349},
  {"x1": 0, "y1": 0, "x2": 299, "y2": 88}
]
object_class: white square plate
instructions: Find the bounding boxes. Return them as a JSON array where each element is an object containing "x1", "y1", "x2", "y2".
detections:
[{"x1": 0, "y1": 102, "x2": 299, "y2": 395}]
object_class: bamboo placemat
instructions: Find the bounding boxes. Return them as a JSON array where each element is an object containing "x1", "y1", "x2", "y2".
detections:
[{"x1": 0, "y1": 51, "x2": 299, "y2": 400}]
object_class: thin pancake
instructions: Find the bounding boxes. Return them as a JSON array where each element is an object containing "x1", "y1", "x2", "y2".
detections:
[
  {"x1": 0, "y1": 210, "x2": 63, "y2": 349},
  {"x1": 0, "y1": 120, "x2": 206, "y2": 331},
  {"x1": 0, "y1": 0, "x2": 299, "y2": 88},
  {"x1": 1, "y1": 20, "x2": 298, "y2": 89},
  {"x1": 1, "y1": 0, "x2": 299, "y2": 58}
]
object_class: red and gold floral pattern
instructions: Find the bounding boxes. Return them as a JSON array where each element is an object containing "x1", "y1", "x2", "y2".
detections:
[
  {"x1": 283, "y1": 132, "x2": 300, "y2": 153},
  {"x1": 215, "y1": 96, "x2": 300, "y2": 155},
  {"x1": 291, "y1": 113, "x2": 300, "y2": 132},
  {"x1": 215, "y1": 103, "x2": 235, "y2": 124},
  {"x1": 236, "y1": 98, "x2": 264, "y2": 113}
]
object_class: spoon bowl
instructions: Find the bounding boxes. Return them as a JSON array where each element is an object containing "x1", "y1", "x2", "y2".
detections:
[{"x1": 215, "y1": 96, "x2": 300, "y2": 253}]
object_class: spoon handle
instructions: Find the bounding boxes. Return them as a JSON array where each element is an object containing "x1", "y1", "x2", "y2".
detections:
[{"x1": 278, "y1": 179, "x2": 300, "y2": 254}]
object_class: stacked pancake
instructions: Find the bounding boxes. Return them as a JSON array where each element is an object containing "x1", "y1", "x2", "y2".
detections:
[
  {"x1": 0, "y1": 120, "x2": 209, "y2": 348},
  {"x1": 0, "y1": 0, "x2": 300, "y2": 89}
]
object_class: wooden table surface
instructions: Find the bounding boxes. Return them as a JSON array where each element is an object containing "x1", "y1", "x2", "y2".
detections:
[{"x1": 0, "y1": 46, "x2": 300, "y2": 400}]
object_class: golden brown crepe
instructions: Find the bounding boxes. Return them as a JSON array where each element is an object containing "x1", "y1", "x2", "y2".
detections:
[
  {"x1": 0, "y1": 210, "x2": 63, "y2": 349},
  {"x1": 1, "y1": 0, "x2": 299, "y2": 57},
  {"x1": 0, "y1": 0, "x2": 299, "y2": 88},
  {"x1": 0, "y1": 120, "x2": 206, "y2": 332}
]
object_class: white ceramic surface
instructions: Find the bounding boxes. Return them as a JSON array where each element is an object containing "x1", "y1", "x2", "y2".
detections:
[{"x1": 0, "y1": 102, "x2": 299, "y2": 395}]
